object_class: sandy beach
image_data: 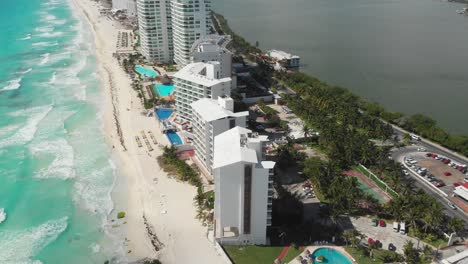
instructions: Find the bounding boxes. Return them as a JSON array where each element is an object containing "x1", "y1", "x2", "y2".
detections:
[{"x1": 69, "y1": 0, "x2": 226, "y2": 262}]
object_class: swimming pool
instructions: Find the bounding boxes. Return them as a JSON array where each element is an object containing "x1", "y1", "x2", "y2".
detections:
[
  {"x1": 166, "y1": 132, "x2": 183, "y2": 145},
  {"x1": 153, "y1": 84, "x2": 175, "y2": 97},
  {"x1": 155, "y1": 108, "x2": 173, "y2": 120},
  {"x1": 134, "y1": 65, "x2": 158, "y2": 78},
  {"x1": 311, "y1": 248, "x2": 352, "y2": 264}
]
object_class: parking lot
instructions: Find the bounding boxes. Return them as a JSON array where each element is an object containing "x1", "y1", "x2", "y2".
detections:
[
  {"x1": 347, "y1": 217, "x2": 430, "y2": 254},
  {"x1": 405, "y1": 152, "x2": 467, "y2": 190}
]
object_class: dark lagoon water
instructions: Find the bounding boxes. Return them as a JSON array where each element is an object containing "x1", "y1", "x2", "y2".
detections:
[{"x1": 213, "y1": 0, "x2": 468, "y2": 134}]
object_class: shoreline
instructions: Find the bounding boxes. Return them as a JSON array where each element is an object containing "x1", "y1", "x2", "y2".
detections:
[{"x1": 70, "y1": 0, "x2": 227, "y2": 263}]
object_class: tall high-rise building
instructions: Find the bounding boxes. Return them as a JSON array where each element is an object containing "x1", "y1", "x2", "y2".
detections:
[
  {"x1": 136, "y1": 0, "x2": 173, "y2": 63},
  {"x1": 171, "y1": 0, "x2": 212, "y2": 65},
  {"x1": 213, "y1": 127, "x2": 275, "y2": 245},
  {"x1": 173, "y1": 61, "x2": 231, "y2": 121},
  {"x1": 136, "y1": 0, "x2": 211, "y2": 65}
]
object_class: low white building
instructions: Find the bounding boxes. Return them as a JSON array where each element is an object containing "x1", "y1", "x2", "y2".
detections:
[
  {"x1": 213, "y1": 127, "x2": 275, "y2": 245},
  {"x1": 112, "y1": 0, "x2": 137, "y2": 16},
  {"x1": 191, "y1": 35, "x2": 232, "y2": 79},
  {"x1": 267, "y1": 49, "x2": 300, "y2": 68},
  {"x1": 191, "y1": 97, "x2": 248, "y2": 174},
  {"x1": 174, "y1": 61, "x2": 232, "y2": 121},
  {"x1": 453, "y1": 182, "x2": 468, "y2": 202}
]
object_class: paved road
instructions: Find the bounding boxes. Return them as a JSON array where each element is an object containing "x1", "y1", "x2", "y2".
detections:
[{"x1": 391, "y1": 139, "x2": 468, "y2": 224}]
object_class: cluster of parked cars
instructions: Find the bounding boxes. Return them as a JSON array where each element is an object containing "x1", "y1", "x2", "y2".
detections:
[
  {"x1": 404, "y1": 157, "x2": 446, "y2": 187},
  {"x1": 426, "y1": 153, "x2": 468, "y2": 174},
  {"x1": 302, "y1": 183, "x2": 315, "y2": 198}
]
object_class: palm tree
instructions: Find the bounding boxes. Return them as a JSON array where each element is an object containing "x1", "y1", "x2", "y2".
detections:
[
  {"x1": 302, "y1": 124, "x2": 312, "y2": 138},
  {"x1": 448, "y1": 217, "x2": 464, "y2": 234}
]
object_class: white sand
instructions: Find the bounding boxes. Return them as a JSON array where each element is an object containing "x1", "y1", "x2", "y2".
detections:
[{"x1": 70, "y1": 0, "x2": 226, "y2": 262}]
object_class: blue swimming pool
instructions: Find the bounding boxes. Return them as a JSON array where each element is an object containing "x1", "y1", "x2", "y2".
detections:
[
  {"x1": 135, "y1": 65, "x2": 158, "y2": 78},
  {"x1": 155, "y1": 108, "x2": 173, "y2": 120},
  {"x1": 167, "y1": 132, "x2": 183, "y2": 145},
  {"x1": 311, "y1": 248, "x2": 352, "y2": 264},
  {"x1": 153, "y1": 84, "x2": 175, "y2": 97}
]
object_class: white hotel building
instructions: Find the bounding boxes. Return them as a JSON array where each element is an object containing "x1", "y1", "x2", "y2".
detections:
[
  {"x1": 173, "y1": 61, "x2": 231, "y2": 121},
  {"x1": 190, "y1": 97, "x2": 248, "y2": 174},
  {"x1": 213, "y1": 127, "x2": 275, "y2": 245},
  {"x1": 137, "y1": 0, "x2": 173, "y2": 63},
  {"x1": 191, "y1": 35, "x2": 232, "y2": 79}
]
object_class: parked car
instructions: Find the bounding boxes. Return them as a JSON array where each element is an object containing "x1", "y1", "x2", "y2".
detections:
[
  {"x1": 444, "y1": 172, "x2": 452, "y2": 176},
  {"x1": 388, "y1": 243, "x2": 396, "y2": 251},
  {"x1": 410, "y1": 134, "x2": 421, "y2": 140},
  {"x1": 443, "y1": 159, "x2": 451, "y2": 164},
  {"x1": 454, "y1": 182, "x2": 462, "y2": 187},
  {"x1": 426, "y1": 153, "x2": 433, "y2": 157},
  {"x1": 403, "y1": 170, "x2": 409, "y2": 176}
]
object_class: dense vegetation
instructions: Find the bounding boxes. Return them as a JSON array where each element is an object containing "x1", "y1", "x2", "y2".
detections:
[
  {"x1": 362, "y1": 98, "x2": 468, "y2": 156},
  {"x1": 159, "y1": 146, "x2": 201, "y2": 187},
  {"x1": 276, "y1": 71, "x2": 393, "y2": 168}
]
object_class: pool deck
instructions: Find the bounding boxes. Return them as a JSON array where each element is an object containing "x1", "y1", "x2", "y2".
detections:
[{"x1": 287, "y1": 246, "x2": 356, "y2": 264}]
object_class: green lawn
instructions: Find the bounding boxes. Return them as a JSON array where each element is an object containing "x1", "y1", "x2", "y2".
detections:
[
  {"x1": 224, "y1": 246, "x2": 283, "y2": 264},
  {"x1": 345, "y1": 247, "x2": 402, "y2": 264},
  {"x1": 282, "y1": 247, "x2": 303, "y2": 263}
]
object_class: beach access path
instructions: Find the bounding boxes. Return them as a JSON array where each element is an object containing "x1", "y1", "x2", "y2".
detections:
[{"x1": 70, "y1": 0, "x2": 227, "y2": 262}]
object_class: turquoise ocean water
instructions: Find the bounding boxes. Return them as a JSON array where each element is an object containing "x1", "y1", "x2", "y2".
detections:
[{"x1": 0, "y1": 0, "x2": 123, "y2": 263}]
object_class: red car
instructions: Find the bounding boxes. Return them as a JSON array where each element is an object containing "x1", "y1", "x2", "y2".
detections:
[
  {"x1": 379, "y1": 219, "x2": 386, "y2": 227},
  {"x1": 444, "y1": 172, "x2": 452, "y2": 176},
  {"x1": 443, "y1": 159, "x2": 451, "y2": 164},
  {"x1": 454, "y1": 182, "x2": 462, "y2": 187},
  {"x1": 303, "y1": 183, "x2": 312, "y2": 188},
  {"x1": 431, "y1": 154, "x2": 438, "y2": 158}
]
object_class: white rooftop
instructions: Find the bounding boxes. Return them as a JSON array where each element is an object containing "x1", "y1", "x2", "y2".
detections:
[
  {"x1": 213, "y1": 127, "x2": 259, "y2": 169},
  {"x1": 454, "y1": 184, "x2": 468, "y2": 201},
  {"x1": 191, "y1": 34, "x2": 231, "y2": 53},
  {"x1": 174, "y1": 62, "x2": 231, "y2": 87},
  {"x1": 268, "y1": 49, "x2": 300, "y2": 60},
  {"x1": 190, "y1": 98, "x2": 248, "y2": 122}
]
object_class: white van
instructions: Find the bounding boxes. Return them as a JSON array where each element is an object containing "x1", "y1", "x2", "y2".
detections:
[
  {"x1": 399, "y1": 222, "x2": 406, "y2": 234},
  {"x1": 393, "y1": 222, "x2": 399, "y2": 232},
  {"x1": 410, "y1": 134, "x2": 420, "y2": 141}
]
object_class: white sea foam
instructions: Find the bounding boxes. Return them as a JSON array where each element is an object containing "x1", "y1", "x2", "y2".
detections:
[
  {"x1": 43, "y1": 14, "x2": 56, "y2": 21},
  {"x1": 31, "y1": 138, "x2": 76, "y2": 180},
  {"x1": 49, "y1": 72, "x2": 57, "y2": 84},
  {"x1": 0, "y1": 217, "x2": 68, "y2": 263},
  {"x1": 1, "y1": 78, "x2": 22, "y2": 91},
  {"x1": 48, "y1": 51, "x2": 71, "y2": 64},
  {"x1": 32, "y1": 41, "x2": 58, "y2": 47},
  {"x1": 0, "y1": 208, "x2": 6, "y2": 224},
  {"x1": 39, "y1": 53, "x2": 50, "y2": 66},
  {"x1": 0, "y1": 124, "x2": 21, "y2": 138},
  {"x1": 50, "y1": 19, "x2": 66, "y2": 25},
  {"x1": 18, "y1": 34, "x2": 32, "y2": 40},
  {"x1": 0, "y1": 106, "x2": 53, "y2": 148},
  {"x1": 18, "y1": 68, "x2": 33, "y2": 75},
  {"x1": 35, "y1": 26, "x2": 54, "y2": 33},
  {"x1": 37, "y1": 31, "x2": 64, "y2": 38},
  {"x1": 90, "y1": 243, "x2": 101, "y2": 253}
]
